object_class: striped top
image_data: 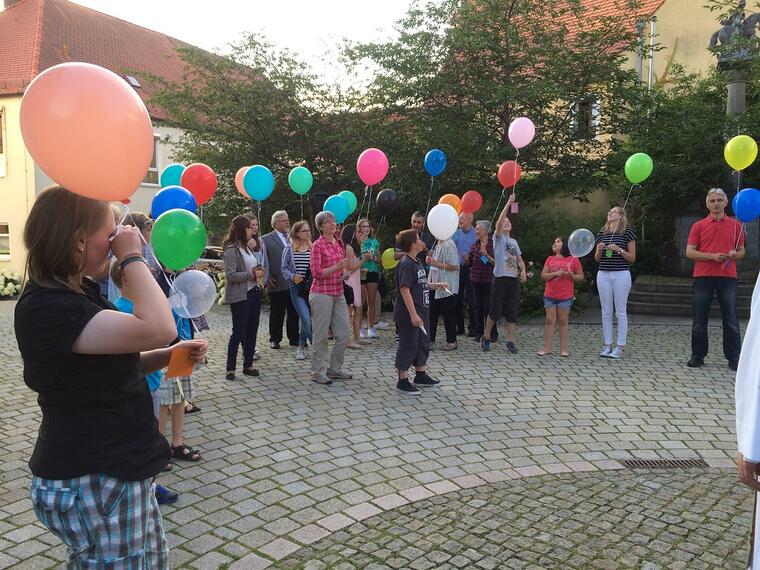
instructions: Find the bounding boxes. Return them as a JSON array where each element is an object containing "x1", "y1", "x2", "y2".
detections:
[
  {"x1": 595, "y1": 228, "x2": 636, "y2": 271},
  {"x1": 293, "y1": 249, "x2": 311, "y2": 277}
]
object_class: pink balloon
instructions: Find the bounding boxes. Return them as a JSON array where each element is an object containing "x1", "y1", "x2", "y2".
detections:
[
  {"x1": 357, "y1": 148, "x2": 389, "y2": 186},
  {"x1": 508, "y1": 117, "x2": 535, "y2": 150},
  {"x1": 235, "y1": 166, "x2": 250, "y2": 196},
  {"x1": 20, "y1": 62, "x2": 154, "y2": 201}
]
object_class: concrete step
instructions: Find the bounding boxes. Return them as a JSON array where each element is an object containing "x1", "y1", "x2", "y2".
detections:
[
  {"x1": 633, "y1": 275, "x2": 755, "y2": 295},
  {"x1": 628, "y1": 290, "x2": 751, "y2": 307},
  {"x1": 627, "y1": 300, "x2": 750, "y2": 318}
]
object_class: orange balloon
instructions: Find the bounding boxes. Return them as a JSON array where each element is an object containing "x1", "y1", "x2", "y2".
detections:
[
  {"x1": 20, "y1": 62, "x2": 154, "y2": 201},
  {"x1": 235, "y1": 166, "x2": 250, "y2": 196},
  {"x1": 438, "y1": 193, "x2": 462, "y2": 213}
]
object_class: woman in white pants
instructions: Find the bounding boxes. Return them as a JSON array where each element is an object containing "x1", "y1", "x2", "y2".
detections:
[{"x1": 594, "y1": 207, "x2": 636, "y2": 358}]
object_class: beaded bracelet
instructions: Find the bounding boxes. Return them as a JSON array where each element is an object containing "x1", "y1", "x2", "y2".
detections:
[{"x1": 119, "y1": 255, "x2": 147, "y2": 271}]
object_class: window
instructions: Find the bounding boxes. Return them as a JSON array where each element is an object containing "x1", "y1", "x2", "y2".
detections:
[
  {"x1": 0, "y1": 107, "x2": 5, "y2": 178},
  {"x1": 0, "y1": 223, "x2": 9, "y2": 259},
  {"x1": 570, "y1": 97, "x2": 600, "y2": 138},
  {"x1": 143, "y1": 135, "x2": 159, "y2": 185}
]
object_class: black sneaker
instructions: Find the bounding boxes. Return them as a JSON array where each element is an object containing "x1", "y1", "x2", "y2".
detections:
[
  {"x1": 506, "y1": 341, "x2": 518, "y2": 354},
  {"x1": 396, "y1": 379, "x2": 421, "y2": 395},
  {"x1": 729, "y1": 359, "x2": 739, "y2": 371},
  {"x1": 480, "y1": 337, "x2": 491, "y2": 352},
  {"x1": 155, "y1": 484, "x2": 179, "y2": 505},
  {"x1": 414, "y1": 373, "x2": 440, "y2": 387},
  {"x1": 270, "y1": 341, "x2": 281, "y2": 349},
  {"x1": 243, "y1": 368, "x2": 260, "y2": 377},
  {"x1": 686, "y1": 356, "x2": 704, "y2": 368}
]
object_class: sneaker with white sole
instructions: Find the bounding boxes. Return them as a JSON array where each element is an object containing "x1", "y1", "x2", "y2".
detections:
[
  {"x1": 327, "y1": 369, "x2": 353, "y2": 379},
  {"x1": 311, "y1": 372, "x2": 332, "y2": 385},
  {"x1": 367, "y1": 328, "x2": 378, "y2": 339},
  {"x1": 608, "y1": 346, "x2": 623, "y2": 359},
  {"x1": 599, "y1": 346, "x2": 612, "y2": 357},
  {"x1": 359, "y1": 329, "x2": 366, "y2": 339},
  {"x1": 375, "y1": 321, "x2": 389, "y2": 330},
  {"x1": 295, "y1": 347, "x2": 305, "y2": 360}
]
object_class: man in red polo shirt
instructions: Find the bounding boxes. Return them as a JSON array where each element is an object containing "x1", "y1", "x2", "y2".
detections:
[{"x1": 685, "y1": 188, "x2": 746, "y2": 370}]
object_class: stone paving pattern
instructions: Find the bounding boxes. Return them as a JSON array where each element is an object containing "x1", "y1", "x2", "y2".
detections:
[
  {"x1": 278, "y1": 468, "x2": 750, "y2": 569},
  {"x1": 0, "y1": 300, "x2": 753, "y2": 568}
]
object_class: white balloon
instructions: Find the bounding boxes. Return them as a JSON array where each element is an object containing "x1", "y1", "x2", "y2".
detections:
[
  {"x1": 169, "y1": 270, "x2": 217, "y2": 319},
  {"x1": 427, "y1": 204, "x2": 459, "y2": 241},
  {"x1": 568, "y1": 228, "x2": 595, "y2": 258}
]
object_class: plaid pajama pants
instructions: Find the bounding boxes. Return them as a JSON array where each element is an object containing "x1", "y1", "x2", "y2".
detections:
[{"x1": 30, "y1": 474, "x2": 168, "y2": 569}]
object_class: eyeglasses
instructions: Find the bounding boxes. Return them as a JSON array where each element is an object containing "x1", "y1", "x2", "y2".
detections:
[{"x1": 298, "y1": 229, "x2": 311, "y2": 233}]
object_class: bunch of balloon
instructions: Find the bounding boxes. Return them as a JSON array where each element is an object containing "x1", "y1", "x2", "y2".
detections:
[
  {"x1": 288, "y1": 166, "x2": 314, "y2": 218},
  {"x1": 356, "y1": 148, "x2": 389, "y2": 221},
  {"x1": 423, "y1": 148, "x2": 448, "y2": 220},
  {"x1": 494, "y1": 116, "x2": 535, "y2": 221}
]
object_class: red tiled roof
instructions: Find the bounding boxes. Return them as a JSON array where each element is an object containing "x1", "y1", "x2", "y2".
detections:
[
  {"x1": 0, "y1": 0, "x2": 195, "y2": 119},
  {"x1": 580, "y1": 0, "x2": 665, "y2": 19}
]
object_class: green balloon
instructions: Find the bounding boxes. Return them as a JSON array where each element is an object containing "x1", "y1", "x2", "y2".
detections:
[
  {"x1": 151, "y1": 209, "x2": 207, "y2": 270},
  {"x1": 339, "y1": 190, "x2": 358, "y2": 214},
  {"x1": 288, "y1": 166, "x2": 313, "y2": 196},
  {"x1": 624, "y1": 152, "x2": 654, "y2": 184}
]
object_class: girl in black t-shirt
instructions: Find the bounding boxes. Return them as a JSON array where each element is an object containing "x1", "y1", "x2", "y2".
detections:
[{"x1": 14, "y1": 186, "x2": 208, "y2": 568}]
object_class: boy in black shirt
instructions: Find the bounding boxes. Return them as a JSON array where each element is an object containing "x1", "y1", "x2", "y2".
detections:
[{"x1": 394, "y1": 229, "x2": 449, "y2": 394}]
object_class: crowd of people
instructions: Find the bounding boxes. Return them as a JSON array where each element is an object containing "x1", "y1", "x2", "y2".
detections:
[{"x1": 13, "y1": 184, "x2": 747, "y2": 566}]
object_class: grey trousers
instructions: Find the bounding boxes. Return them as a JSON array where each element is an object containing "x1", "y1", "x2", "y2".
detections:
[{"x1": 309, "y1": 292, "x2": 350, "y2": 377}]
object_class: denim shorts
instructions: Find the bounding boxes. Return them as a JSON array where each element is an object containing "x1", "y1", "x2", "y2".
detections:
[{"x1": 543, "y1": 296, "x2": 574, "y2": 309}]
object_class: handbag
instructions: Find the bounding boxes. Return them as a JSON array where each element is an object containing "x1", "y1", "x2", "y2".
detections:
[{"x1": 296, "y1": 269, "x2": 313, "y2": 299}]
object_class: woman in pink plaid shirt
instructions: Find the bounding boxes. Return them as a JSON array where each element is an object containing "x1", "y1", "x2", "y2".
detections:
[{"x1": 309, "y1": 211, "x2": 353, "y2": 385}]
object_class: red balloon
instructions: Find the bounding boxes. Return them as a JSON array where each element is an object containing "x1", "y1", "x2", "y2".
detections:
[
  {"x1": 461, "y1": 190, "x2": 483, "y2": 214},
  {"x1": 181, "y1": 163, "x2": 217, "y2": 205},
  {"x1": 497, "y1": 161, "x2": 521, "y2": 188}
]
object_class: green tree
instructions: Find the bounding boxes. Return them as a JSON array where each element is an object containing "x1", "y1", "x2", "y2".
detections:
[{"x1": 343, "y1": 0, "x2": 650, "y2": 225}]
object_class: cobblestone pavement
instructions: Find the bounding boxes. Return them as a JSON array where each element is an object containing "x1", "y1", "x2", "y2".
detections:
[
  {"x1": 278, "y1": 468, "x2": 750, "y2": 570},
  {"x1": 0, "y1": 300, "x2": 752, "y2": 568}
]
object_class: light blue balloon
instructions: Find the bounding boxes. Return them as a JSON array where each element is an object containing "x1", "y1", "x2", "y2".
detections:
[
  {"x1": 243, "y1": 165, "x2": 275, "y2": 201},
  {"x1": 324, "y1": 195, "x2": 350, "y2": 223},
  {"x1": 160, "y1": 163, "x2": 185, "y2": 188}
]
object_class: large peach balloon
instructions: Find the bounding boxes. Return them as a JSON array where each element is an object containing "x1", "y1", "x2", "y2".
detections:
[
  {"x1": 438, "y1": 193, "x2": 462, "y2": 213},
  {"x1": 20, "y1": 62, "x2": 154, "y2": 201}
]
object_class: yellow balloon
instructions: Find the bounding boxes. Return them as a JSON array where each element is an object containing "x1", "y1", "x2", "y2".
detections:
[
  {"x1": 381, "y1": 248, "x2": 398, "y2": 269},
  {"x1": 725, "y1": 135, "x2": 758, "y2": 171}
]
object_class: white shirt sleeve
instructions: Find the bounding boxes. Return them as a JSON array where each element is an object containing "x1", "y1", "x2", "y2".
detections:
[{"x1": 737, "y1": 271, "x2": 760, "y2": 461}]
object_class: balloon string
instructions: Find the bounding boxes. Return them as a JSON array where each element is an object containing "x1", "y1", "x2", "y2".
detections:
[
  {"x1": 491, "y1": 187, "x2": 507, "y2": 226},
  {"x1": 366, "y1": 185, "x2": 373, "y2": 222},
  {"x1": 355, "y1": 185, "x2": 369, "y2": 225},
  {"x1": 606, "y1": 183, "x2": 637, "y2": 247},
  {"x1": 512, "y1": 148, "x2": 520, "y2": 200},
  {"x1": 424, "y1": 177, "x2": 435, "y2": 219},
  {"x1": 300, "y1": 195, "x2": 304, "y2": 220}
]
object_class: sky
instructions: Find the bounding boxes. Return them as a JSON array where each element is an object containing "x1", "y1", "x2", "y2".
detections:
[{"x1": 61, "y1": 0, "x2": 420, "y2": 86}]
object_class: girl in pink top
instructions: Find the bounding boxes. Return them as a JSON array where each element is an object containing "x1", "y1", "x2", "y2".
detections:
[{"x1": 538, "y1": 236, "x2": 584, "y2": 357}]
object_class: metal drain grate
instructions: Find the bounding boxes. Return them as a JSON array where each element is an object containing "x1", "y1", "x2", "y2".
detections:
[{"x1": 621, "y1": 459, "x2": 709, "y2": 469}]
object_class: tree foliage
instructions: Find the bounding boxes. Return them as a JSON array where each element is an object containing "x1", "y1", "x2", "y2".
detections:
[{"x1": 148, "y1": 0, "x2": 652, "y2": 241}]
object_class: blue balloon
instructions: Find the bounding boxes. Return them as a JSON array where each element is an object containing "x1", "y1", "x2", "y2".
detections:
[
  {"x1": 243, "y1": 165, "x2": 275, "y2": 201},
  {"x1": 424, "y1": 149, "x2": 448, "y2": 177},
  {"x1": 151, "y1": 185, "x2": 197, "y2": 219},
  {"x1": 734, "y1": 188, "x2": 760, "y2": 223},
  {"x1": 160, "y1": 163, "x2": 185, "y2": 188},
  {"x1": 324, "y1": 195, "x2": 350, "y2": 224}
]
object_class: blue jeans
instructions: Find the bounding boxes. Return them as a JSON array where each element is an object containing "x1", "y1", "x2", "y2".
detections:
[
  {"x1": 289, "y1": 285, "x2": 313, "y2": 347},
  {"x1": 226, "y1": 287, "x2": 261, "y2": 371},
  {"x1": 691, "y1": 277, "x2": 741, "y2": 361}
]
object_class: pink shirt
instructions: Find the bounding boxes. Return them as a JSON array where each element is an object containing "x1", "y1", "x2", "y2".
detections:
[
  {"x1": 310, "y1": 236, "x2": 345, "y2": 296},
  {"x1": 543, "y1": 255, "x2": 582, "y2": 300}
]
